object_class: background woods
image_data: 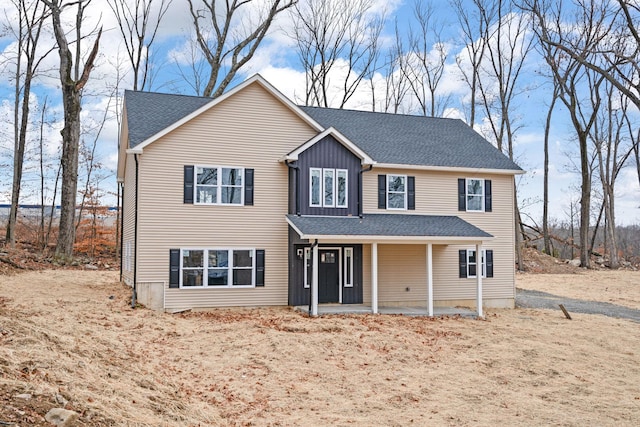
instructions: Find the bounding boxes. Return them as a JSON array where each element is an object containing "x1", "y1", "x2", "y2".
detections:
[{"x1": 0, "y1": 0, "x2": 638, "y2": 267}]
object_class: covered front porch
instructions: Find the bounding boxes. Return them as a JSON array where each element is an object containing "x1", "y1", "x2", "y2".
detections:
[{"x1": 286, "y1": 214, "x2": 494, "y2": 318}]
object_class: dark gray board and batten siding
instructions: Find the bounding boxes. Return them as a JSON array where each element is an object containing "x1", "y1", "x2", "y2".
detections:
[
  {"x1": 295, "y1": 135, "x2": 361, "y2": 217},
  {"x1": 287, "y1": 226, "x2": 363, "y2": 306}
]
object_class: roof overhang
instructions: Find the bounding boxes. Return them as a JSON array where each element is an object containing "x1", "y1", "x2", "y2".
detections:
[
  {"x1": 286, "y1": 214, "x2": 494, "y2": 244},
  {"x1": 282, "y1": 127, "x2": 376, "y2": 166},
  {"x1": 374, "y1": 163, "x2": 525, "y2": 175}
]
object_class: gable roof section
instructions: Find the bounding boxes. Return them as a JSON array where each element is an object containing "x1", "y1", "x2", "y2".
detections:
[
  {"x1": 286, "y1": 214, "x2": 493, "y2": 243},
  {"x1": 124, "y1": 90, "x2": 211, "y2": 149},
  {"x1": 124, "y1": 75, "x2": 323, "y2": 152},
  {"x1": 284, "y1": 127, "x2": 376, "y2": 166},
  {"x1": 299, "y1": 106, "x2": 523, "y2": 172}
]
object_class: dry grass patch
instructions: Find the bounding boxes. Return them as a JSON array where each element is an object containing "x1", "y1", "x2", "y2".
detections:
[{"x1": 0, "y1": 270, "x2": 639, "y2": 425}]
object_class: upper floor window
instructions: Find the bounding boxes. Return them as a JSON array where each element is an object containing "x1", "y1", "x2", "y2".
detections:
[
  {"x1": 387, "y1": 174, "x2": 407, "y2": 210},
  {"x1": 466, "y1": 178, "x2": 484, "y2": 211},
  {"x1": 196, "y1": 166, "x2": 243, "y2": 205},
  {"x1": 458, "y1": 178, "x2": 492, "y2": 212},
  {"x1": 310, "y1": 168, "x2": 348, "y2": 208}
]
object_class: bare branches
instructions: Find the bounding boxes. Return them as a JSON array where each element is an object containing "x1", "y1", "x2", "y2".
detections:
[
  {"x1": 187, "y1": 0, "x2": 296, "y2": 98},
  {"x1": 289, "y1": 0, "x2": 383, "y2": 108},
  {"x1": 108, "y1": 0, "x2": 173, "y2": 91},
  {"x1": 41, "y1": 0, "x2": 103, "y2": 258}
]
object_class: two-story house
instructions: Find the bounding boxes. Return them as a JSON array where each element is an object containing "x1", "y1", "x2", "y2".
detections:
[{"x1": 117, "y1": 75, "x2": 523, "y2": 316}]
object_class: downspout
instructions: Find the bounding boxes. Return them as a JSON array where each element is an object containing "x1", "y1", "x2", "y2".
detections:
[
  {"x1": 308, "y1": 239, "x2": 318, "y2": 316},
  {"x1": 118, "y1": 181, "x2": 124, "y2": 282},
  {"x1": 285, "y1": 160, "x2": 300, "y2": 215},
  {"x1": 132, "y1": 154, "x2": 139, "y2": 309},
  {"x1": 358, "y1": 164, "x2": 374, "y2": 218}
]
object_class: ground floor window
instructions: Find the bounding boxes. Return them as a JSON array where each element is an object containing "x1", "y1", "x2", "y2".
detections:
[
  {"x1": 181, "y1": 248, "x2": 255, "y2": 288},
  {"x1": 459, "y1": 249, "x2": 494, "y2": 278}
]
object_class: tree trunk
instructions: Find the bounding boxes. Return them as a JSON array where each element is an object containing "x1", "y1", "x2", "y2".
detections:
[{"x1": 56, "y1": 90, "x2": 82, "y2": 257}]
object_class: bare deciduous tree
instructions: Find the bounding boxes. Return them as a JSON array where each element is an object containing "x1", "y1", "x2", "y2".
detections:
[
  {"x1": 187, "y1": 0, "x2": 296, "y2": 98},
  {"x1": 450, "y1": 0, "x2": 494, "y2": 126},
  {"x1": 290, "y1": 0, "x2": 384, "y2": 108},
  {"x1": 401, "y1": 0, "x2": 449, "y2": 117},
  {"x1": 593, "y1": 82, "x2": 636, "y2": 268},
  {"x1": 108, "y1": 0, "x2": 173, "y2": 91},
  {"x1": 4, "y1": 0, "x2": 50, "y2": 248},
  {"x1": 524, "y1": 0, "x2": 611, "y2": 267},
  {"x1": 42, "y1": 0, "x2": 102, "y2": 259}
]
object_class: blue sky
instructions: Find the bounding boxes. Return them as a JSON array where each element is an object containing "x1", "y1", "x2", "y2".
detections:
[{"x1": 0, "y1": 0, "x2": 638, "y2": 225}]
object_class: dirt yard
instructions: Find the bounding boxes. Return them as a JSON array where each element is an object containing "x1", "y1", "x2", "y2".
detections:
[{"x1": 1, "y1": 269, "x2": 639, "y2": 426}]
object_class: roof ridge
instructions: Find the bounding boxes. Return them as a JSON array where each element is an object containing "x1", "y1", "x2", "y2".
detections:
[
  {"x1": 298, "y1": 105, "x2": 463, "y2": 123},
  {"x1": 125, "y1": 89, "x2": 212, "y2": 101}
]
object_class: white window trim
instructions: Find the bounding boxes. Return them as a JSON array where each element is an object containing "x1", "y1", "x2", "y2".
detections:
[
  {"x1": 466, "y1": 178, "x2": 485, "y2": 212},
  {"x1": 466, "y1": 249, "x2": 487, "y2": 279},
  {"x1": 344, "y1": 247, "x2": 354, "y2": 288},
  {"x1": 179, "y1": 248, "x2": 256, "y2": 288},
  {"x1": 309, "y1": 168, "x2": 322, "y2": 207},
  {"x1": 323, "y1": 169, "x2": 336, "y2": 207},
  {"x1": 336, "y1": 169, "x2": 348, "y2": 208},
  {"x1": 387, "y1": 174, "x2": 408, "y2": 210},
  {"x1": 194, "y1": 165, "x2": 245, "y2": 206},
  {"x1": 304, "y1": 247, "x2": 311, "y2": 288},
  {"x1": 309, "y1": 168, "x2": 348, "y2": 208}
]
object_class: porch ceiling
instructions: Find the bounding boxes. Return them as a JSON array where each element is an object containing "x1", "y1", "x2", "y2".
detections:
[{"x1": 286, "y1": 213, "x2": 493, "y2": 244}]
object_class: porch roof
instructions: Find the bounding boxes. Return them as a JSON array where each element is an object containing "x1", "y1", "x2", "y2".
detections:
[{"x1": 286, "y1": 214, "x2": 493, "y2": 243}]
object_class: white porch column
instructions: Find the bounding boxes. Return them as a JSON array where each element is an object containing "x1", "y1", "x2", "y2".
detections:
[
  {"x1": 371, "y1": 243, "x2": 378, "y2": 314},
  {"x1": 311, "y1": 243, "x2": 319, "y2": 316},
  {"x1": 427, "y1": 243, "x2": 433, "y2": 316},
  {"x1": 476, "y1": 242, "x2": 483, "y2": 318}
]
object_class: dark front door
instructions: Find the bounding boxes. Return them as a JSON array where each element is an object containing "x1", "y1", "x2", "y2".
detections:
[{"x1": 319, "y1": 249, "x2": 340, "y2": 303}]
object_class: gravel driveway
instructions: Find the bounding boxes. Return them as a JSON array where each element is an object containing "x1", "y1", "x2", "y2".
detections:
[{"x1": 516, "y1": 288, "x2": 640, "y2": 323}]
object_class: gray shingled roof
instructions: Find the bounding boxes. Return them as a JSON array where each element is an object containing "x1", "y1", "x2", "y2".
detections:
[
  {"x1": 124, "y1": 88, "x2": 522, "y2": 172},
  {"x1": 125, "y1": 90, "x2": 212, "y2": 148},
  {"x1": 299, "y1": 106, "x2": 522, "y2": 170},
  {"x1": 287, "y1": 214, "x2": 493, "y2": 238}
]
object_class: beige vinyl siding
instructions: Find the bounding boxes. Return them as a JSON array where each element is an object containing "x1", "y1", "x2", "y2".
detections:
[
  {"x1": 134, "y1": 82, "x2": 317, "y2": 310},
  {"x1": 378, "y1": 244, "x2": 427, "y2": 304},
  {"x1": 362, "y1": 168, "x2": 515, "y2": 304},
  {"x1": 121, "y1": 152, "x2": 137, "y2": 286}
]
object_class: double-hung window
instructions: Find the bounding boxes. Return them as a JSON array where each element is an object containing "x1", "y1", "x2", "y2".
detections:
[
  {"x1": 387, "y1": 174, "x2": 407, "y2": 210},
  {"x1": 310, "y1": 168, "x2": 348, "y2": 208},
  {"x1": 466, "y1": 178, "x2": 484, "y2": 211},
  {"x1": 181, "y1": 248, "x2": 255, "y2": 287},
  {"x1": 195, "y1": 166, "x2": 243, "y2": 205},
  {"x1": 459, "y1": 249, "x2": 493, "y2": 278}
]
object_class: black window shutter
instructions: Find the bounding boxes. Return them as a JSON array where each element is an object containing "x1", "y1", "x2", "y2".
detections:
[
  {"x1": 169, "y1": 249, "x2": 180, "y2": 288},
  {"x1": 484, "y1": 179, "x2": 492, "y2": 212},
  {"x1": 458, "y1": 178, "x2": 465, "y2": 211},
  {"x1": 184, "y1": 166, "x2": 194, "y2": 204},
  {"x1": 378, "y1": 175, "x2": 386, "y2": 209},
  {"x1": 486, "y1": 249, "x2": 494, "y2": 278},
  {"x1": 407, "y1": 176, "x2": 415, "y2": 210},
  {"x1": 244, "y1": 168, "x2": 254, "y2": 206},
  {"x1": 255, "y1": 249, "x2": 265, "y2": 286},
  {"x1": 459, "y1": 249, "x2": 467, "y2": 278}
]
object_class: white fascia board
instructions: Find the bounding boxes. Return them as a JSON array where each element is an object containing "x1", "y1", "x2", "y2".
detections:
[
  {"x1": 283, "y1": 127, "x2": 376, "y2": 166},
  {"x1": 304, "y1": 235, "x2": 495, "y2": 244},
  {"x1": 286, "y1": 216, "x2": 307, "y2": 238},
  {"x1": 132, "y1": 74, "x2": 324, "y2": 152},
  {"x1": 126, "y1": 148, "x2": 143, "y2": 154},
  {"x1": 375, "y1": 163, "x2": 525, "y2": 175}
]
